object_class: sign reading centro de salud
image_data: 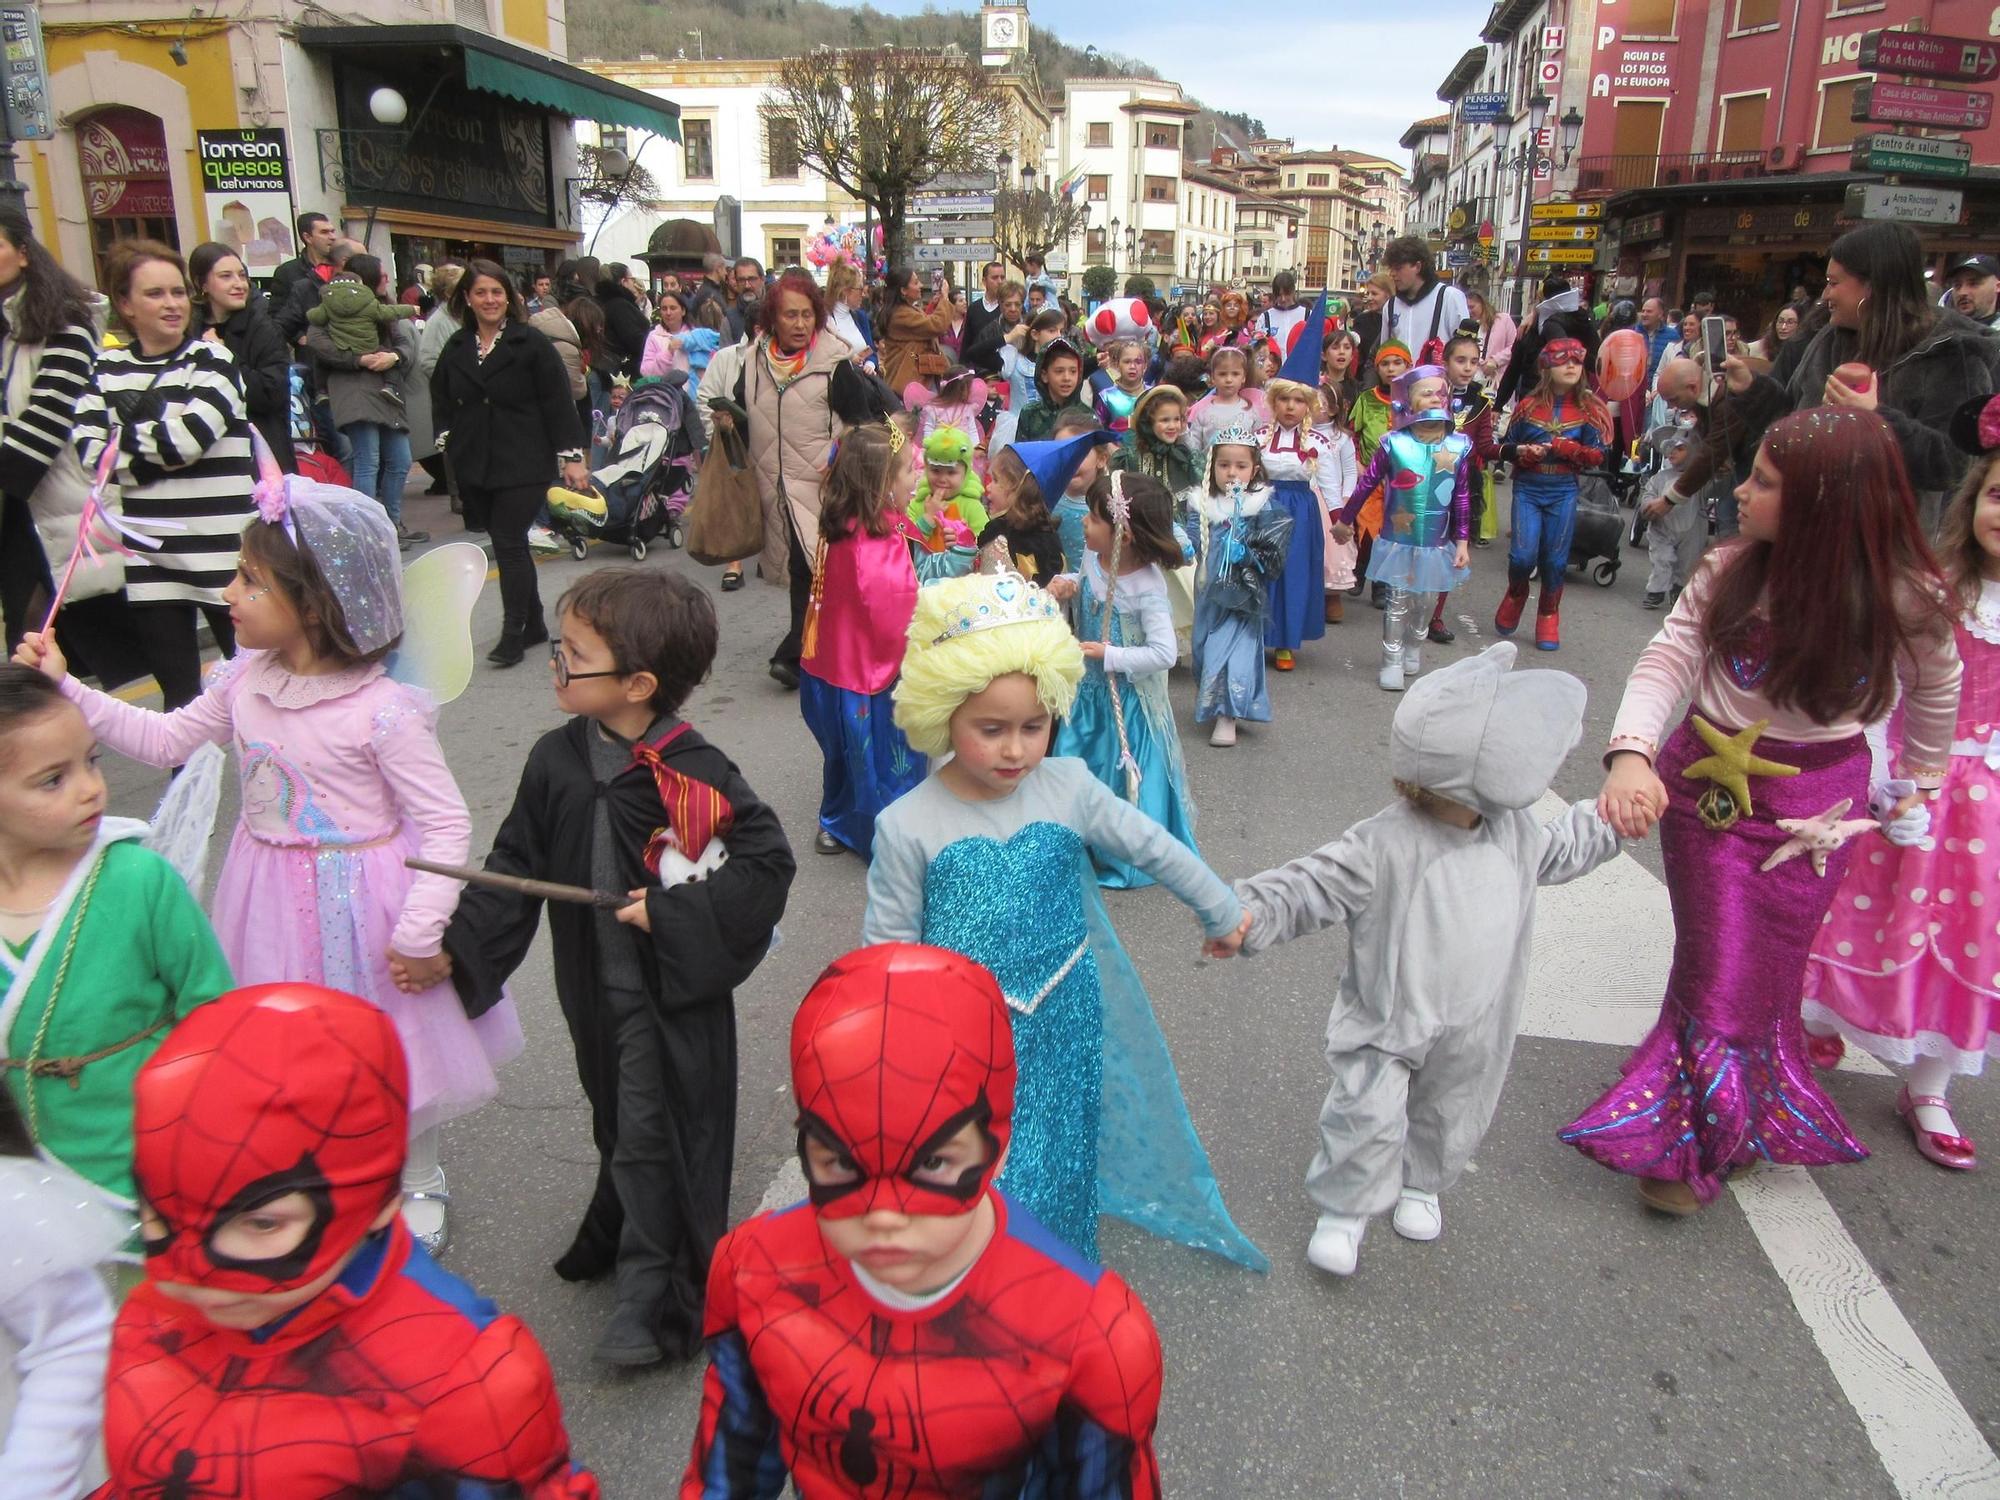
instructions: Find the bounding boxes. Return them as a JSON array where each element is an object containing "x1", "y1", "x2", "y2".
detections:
[{"x1": 1849, "y1": 133, "x2": 1972, "y2": 179}]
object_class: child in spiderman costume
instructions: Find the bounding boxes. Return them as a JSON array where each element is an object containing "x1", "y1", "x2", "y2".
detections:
[
  {"x1": 97, "y1": 981, "x2": 598, "y2": 1498},
  {"x1": 444, "y1": 567, "x2": 795, "y2": 1369},
  {"x1": 681, "y1": 943, "x2": 1165, "y2": 1500}
]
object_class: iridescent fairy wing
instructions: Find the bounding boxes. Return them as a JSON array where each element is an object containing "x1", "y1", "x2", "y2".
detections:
[
  {"x1": 141, "y1": 741, "x2": 226, "y2": 893},
  {"x1": 384, "y1": 543, "x2": 487, "y2": 704}
]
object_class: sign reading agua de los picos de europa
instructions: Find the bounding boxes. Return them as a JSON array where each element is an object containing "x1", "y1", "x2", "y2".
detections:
[{"x1": 1591, "y1": 25, "x2": 1674, "y2": 97}]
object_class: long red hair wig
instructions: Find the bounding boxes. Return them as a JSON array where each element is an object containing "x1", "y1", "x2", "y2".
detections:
[{"x1": 1703, "y1": 407, "x2": 1953, "y2": 725}]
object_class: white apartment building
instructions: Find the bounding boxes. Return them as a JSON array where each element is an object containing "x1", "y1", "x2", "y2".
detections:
[
  {"x1": 575, "y1": 60, "x2": 864, "y2": 277},
  {"x1": 1233, "y1": 195, "x2": 1301, "y2": 290},
  {"x1": 1048, "y1": 76, "x2": 1199, "y2": 287},
  {"x1": 1179, "y1": 167, "x2": 1240, "y2": 292}
]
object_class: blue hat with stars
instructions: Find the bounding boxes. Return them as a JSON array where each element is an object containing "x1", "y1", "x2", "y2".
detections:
[{"x1": 1005, "y1": 429, "x2": 1122, "y2": 502}]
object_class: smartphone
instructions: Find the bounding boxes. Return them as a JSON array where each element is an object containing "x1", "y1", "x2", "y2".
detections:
[{"x1": 1702, "y1": 315, "x2": 1729, "y2": 369}]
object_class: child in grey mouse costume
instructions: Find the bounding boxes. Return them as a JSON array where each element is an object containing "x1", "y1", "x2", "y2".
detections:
[{"x1": 1217, "y1": 641, "x2": 1622, "y2": 1275}]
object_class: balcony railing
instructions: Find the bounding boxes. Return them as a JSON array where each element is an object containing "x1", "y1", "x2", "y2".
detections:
[{"x1": 1574, "y1": 151, "x2": 1770, "y2": 196}]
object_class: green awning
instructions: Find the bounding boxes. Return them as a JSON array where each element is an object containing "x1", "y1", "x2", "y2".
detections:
[{"x1": 464, "y1": 48, "x2": 678, "y2": 140}]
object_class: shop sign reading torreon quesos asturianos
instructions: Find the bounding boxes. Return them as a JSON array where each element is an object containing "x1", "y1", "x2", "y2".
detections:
[
  {"x1": 1591, "y1": 22, "x2": 1672, "y2": 97},
  {"x1": 196, "y1": 129, "x2": 296, "y2": 280}
]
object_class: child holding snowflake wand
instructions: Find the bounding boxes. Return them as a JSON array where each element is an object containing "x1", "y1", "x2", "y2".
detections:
[{"x1": 1562, "y1": 407, "x2": 1960, "y2": 1215}]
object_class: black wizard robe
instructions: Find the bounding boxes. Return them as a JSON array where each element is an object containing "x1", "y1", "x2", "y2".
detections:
[{"x1": 443, "y1": 715, "x2": 795, "y2": 1357}]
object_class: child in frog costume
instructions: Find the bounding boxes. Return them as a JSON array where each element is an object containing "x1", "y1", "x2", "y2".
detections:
[{"x1": 908, "y1": 425, "x2": 990, "y2": 553}]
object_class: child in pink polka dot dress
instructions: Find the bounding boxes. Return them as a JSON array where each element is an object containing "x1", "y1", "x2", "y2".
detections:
[{"x1": 1803, "y1": 397, "x2": 2000, "y2": 1172}]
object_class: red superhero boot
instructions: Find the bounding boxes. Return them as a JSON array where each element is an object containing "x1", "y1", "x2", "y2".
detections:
[
  {"x1": 1535, "y1": 584, "x2": 1562, "y2": 651},
  {"x1": 99, "y1": 983, "x2": 597, "y2": 1500},
  {"x1": 681, "y1": 943, "x2": 1165, "y2": 1499},
  {"x1": 1495, "y1": 574, "x2": 1531, "y2": 636}
]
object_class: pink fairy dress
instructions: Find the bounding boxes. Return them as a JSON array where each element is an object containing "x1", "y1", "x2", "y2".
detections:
[
  {"x1": 1803, "y1": 581, "x2": 2000, "y2": 1075},
  {"x1": 61, "y1": 654, "x2": 522, "y2": 1136}
]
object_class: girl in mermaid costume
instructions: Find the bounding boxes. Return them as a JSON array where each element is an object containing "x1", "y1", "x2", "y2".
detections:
[
  {"x1": 1563, "y1": 408, "x2": 1961, "y2": 1215},
  {"x1": 861, "y1": 569, "x2": 1266, "y2": 1270}
]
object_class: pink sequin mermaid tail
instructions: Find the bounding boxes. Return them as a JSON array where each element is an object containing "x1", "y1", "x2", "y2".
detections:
[{"x1": 1560, "y1": 715, "x2": 1871, "y2": 1202}]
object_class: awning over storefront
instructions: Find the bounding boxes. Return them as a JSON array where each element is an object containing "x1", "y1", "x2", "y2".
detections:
[{"x1": 299, "y1": 24, "x2": 679, "y2": 140}]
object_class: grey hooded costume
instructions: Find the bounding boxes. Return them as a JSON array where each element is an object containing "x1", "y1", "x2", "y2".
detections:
[{"x1": 1235, "y1": 642, "x2": 1622, "y2": 1219}]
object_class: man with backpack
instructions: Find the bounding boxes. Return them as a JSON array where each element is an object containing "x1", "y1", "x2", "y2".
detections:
[{"x1": 1380, "y1": 237, "x2": 1468, "y2": 367}]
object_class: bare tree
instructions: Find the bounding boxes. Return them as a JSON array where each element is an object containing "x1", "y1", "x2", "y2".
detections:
[
  {"x1": 769, "y1": 46, "x2": 1005, "y2": 267},
  {"x1": 993, "y1": 182, "x2": 1090, "y2": 276},
  {"x1": 574, "y1": 142, "x2": 661, "y2": 210}
]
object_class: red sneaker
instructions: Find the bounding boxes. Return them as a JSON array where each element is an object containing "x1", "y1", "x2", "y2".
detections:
[
  {"x1": 1535, "y1": 609, "x2": 1560, "y2": 651},
  {"x1": 1494, "y1": 586, "x2": 1527, "y2": 636}
]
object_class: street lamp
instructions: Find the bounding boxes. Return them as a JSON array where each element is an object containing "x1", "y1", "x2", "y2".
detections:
[
  {"x1": 1557, "y1": 107, "x2": 1584, "y2": 166},
  {"x1": 1124, "y1": 226, "x2": 1137, "y2": 274},
  {"x1": 1109, "y1": 215, "x2": 1121, "y2": 272},
  {"x1": 997, "y1": 149, "x2": 1013, "y2": 183},
  {"x1": 1020, "y1": 163, "x2": 1036, "y2": 191}
]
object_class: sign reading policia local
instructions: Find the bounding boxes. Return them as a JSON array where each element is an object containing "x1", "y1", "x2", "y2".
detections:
[{"x1": 197, "y1": 129, "x2": 295, "y2": 280}]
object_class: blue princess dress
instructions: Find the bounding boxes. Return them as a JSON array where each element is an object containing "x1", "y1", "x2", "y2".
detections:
[
  {"x1": 1055, "y1": 552, "x2": 1199, "y2": 889},
  {"x1": 1256, "y1": 423, "x2": 1334, "y2": 652},
  {"x1": 864, "y1": 757, "x2": 1267, "y2": 1270},
  {"x1": 1191, "y1": 484, "x2": 1294, "y2": 725}
]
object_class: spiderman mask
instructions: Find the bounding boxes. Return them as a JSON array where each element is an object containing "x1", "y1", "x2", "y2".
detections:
[
  {"x1": 791, "y1": 944, "x2": 1016, "y2": 1221},
  {"x1": 133, "y1": 983, "x2": 410, "y2": 1296}
]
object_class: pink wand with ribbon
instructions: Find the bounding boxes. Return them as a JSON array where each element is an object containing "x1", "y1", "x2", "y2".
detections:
[{"x1": 39, "y1": 431, "x2": 185, "y2": 633}]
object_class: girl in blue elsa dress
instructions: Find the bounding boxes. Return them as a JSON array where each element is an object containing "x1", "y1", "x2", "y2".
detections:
[
  {"x1": 1048, "y1": 470, "x2": 1201, "y2": 889},
  {"x1": 862, "y1": 569, "x2": 1266, "y2": 1271}
]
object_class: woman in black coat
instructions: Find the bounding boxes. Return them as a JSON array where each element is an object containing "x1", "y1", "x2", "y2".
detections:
[
  {"x1": 189, "y1": 242, "x2": 295, "y2": 471},
  {"x1": 431, "y1": 258, "x2": 588, "y2": 665}
]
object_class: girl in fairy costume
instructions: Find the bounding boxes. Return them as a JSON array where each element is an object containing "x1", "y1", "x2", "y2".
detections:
[{"x1": 863, "y1": 569, "x2": 1264, "y2": 1271}]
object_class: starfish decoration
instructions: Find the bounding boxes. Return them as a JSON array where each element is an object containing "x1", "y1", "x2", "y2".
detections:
[
  {"x1": 1759, "y1": 798, "x2": 1880, "y2": 876},
  {"x1": 1680, "y1": 715, "x2": 1800, "y2": 828}
]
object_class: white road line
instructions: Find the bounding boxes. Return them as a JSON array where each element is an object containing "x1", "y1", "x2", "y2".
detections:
[{"x1": 1525, "y1": 793, "x2": 2000, "y2": 1500}]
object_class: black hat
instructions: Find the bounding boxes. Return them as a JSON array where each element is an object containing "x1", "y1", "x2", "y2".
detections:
[
  {"x1": 1946, "y1": 253, "x2": 2000, "y2": 281},
  {"x1": 1948, "y1": 392, "x2": 2000, "y2": 456}
]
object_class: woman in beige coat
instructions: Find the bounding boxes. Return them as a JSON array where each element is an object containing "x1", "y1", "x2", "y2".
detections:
[
  {"x1": 874, "y1": 265, "x2": 955, "y2": 396},
  {"x1": 715, "y1": 269, "x2": 879, "y2": 686}
]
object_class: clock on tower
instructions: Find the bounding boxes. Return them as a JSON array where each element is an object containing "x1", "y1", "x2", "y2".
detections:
[{"x1": 981, "y1": 4, "x2": 1028, "y2": 63}]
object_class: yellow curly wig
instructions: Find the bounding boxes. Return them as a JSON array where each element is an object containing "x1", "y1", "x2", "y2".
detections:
[
  {"x1": 893, "y1": 574, "x2": 1084, "y2": 758},
  {"x1": 1263, "y1": 376, "x2": 1317, "y2": 408}
]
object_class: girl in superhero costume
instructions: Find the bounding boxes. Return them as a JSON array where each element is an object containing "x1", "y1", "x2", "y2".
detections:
[
  {"x1": 13, "y1": 470, "x2": 508, "y2": 1254},
  {"x1": 98, "y1": 982, "x2": 597, "y2": 1498},
  {"x1": 681, "y1": 943, "x2": 1166, "y2": 1500},
  {"x1": 1492, "y1": 337, "x2": 1614, "y2": 652},
  {"x1": 863, "y1": 569, "x2": 1264, "y2": 1270},
  {"x1": 443, "y1": 568, "x2": 795, "y2": 1367},
  {"x1": 0, "y1": 666, "x2": 232, "y2": 1207}
]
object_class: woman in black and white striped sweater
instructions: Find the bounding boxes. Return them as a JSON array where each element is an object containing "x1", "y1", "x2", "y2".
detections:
[
  {"x1": 0, "y1": 208, "x2": 104, "y2": 653},
  {"x1": 76, "y1": 239, "x2": 255, "y2": 709}
]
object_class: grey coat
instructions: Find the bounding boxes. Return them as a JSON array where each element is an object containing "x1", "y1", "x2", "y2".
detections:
[{"x1": 304, "y1": 320, "x2": 418, "y2": 431}]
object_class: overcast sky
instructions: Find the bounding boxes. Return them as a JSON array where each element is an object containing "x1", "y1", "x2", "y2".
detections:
[{"x1": 825, "y1": 0, "x2": 1493, "y2": 161}]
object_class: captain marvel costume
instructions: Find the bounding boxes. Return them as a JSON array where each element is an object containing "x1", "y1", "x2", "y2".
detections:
[
  {"x1": 681, "y1": 945, "x2": 1165, "y2": 1500},
  {"x1": 96, "y1": 983, "x2": 597, "y2": 1499}
]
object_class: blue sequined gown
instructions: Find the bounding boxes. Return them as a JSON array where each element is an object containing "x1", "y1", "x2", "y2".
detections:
[{"x1": 864, "y1": 758, "x2": 1267, "y2": 1270}]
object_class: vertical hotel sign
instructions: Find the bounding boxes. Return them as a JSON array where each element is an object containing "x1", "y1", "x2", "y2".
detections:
[
  {"x1": 197, "y1": 129, "x2": 295, "y2": 279},
  {"x1": 0, "y1": 4, "x2": 51, "y2": 140}
]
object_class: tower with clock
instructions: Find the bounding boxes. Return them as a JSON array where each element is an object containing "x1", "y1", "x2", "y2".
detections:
[{"x1": 981, "y1": 3, "x2": 1028, "y2": 67}]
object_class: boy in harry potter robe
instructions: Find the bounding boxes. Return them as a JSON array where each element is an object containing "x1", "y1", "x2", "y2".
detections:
[{"x1": 443, "y1": 568, "x2": 795, "y2": 1369}]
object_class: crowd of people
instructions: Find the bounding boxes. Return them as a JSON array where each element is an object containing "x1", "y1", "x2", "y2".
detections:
[{"x1": 0, "y1": 198, "x2": 1997, "y2": 1495}]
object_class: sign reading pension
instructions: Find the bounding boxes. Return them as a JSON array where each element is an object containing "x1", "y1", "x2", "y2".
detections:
[{"x1": 196, "y1": 129, "x2": 295, "y2": 280}]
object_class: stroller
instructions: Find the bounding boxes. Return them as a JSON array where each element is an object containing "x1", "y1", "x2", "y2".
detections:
[
  {"x1": 546, "y1": 377, "x2": 700, "y2": 562},
  {"x1": 288, "y1": 364, "x2": 352, "y2": 488},
  {"x1": 1566, "y1": 471, "x2": 1626, "y2": 588}
]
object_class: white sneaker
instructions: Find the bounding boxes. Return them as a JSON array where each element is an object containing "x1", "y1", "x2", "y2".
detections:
[
  {"x1": 1377, "y1": 663, "x2": 1405, "y2": 692},
  {"x1": 1392, "y1": 1188, "x2": 1442, "y2": 1242},
  {"x1": 527, "y1": 525, "x2": 562, "y2": 555},
  {"x1": 1305, "y1": 1212, "x2": 1365, "y2": 1275},
  {"x1": 1209, "y1": 716, "x2": 1237, "y2": 747}
]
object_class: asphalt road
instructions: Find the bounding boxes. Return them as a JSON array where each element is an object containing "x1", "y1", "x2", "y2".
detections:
[{"x1": 96, "y1": 483, "x2": 2000, "y2": 1499}]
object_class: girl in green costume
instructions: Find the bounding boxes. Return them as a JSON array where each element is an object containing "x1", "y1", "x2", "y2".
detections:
[{"x1": 0, "y1": 667, "x2": 230, "y2": 1204}]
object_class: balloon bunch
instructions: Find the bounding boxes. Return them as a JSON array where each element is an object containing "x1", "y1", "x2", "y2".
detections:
[{"x1": 805, "y1": 222, "x2": 882, "y2": 271}]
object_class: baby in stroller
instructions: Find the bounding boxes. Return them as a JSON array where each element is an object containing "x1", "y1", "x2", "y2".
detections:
[{"x1": 545, "y1": 374, "x2": 703, "y2": 561}]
